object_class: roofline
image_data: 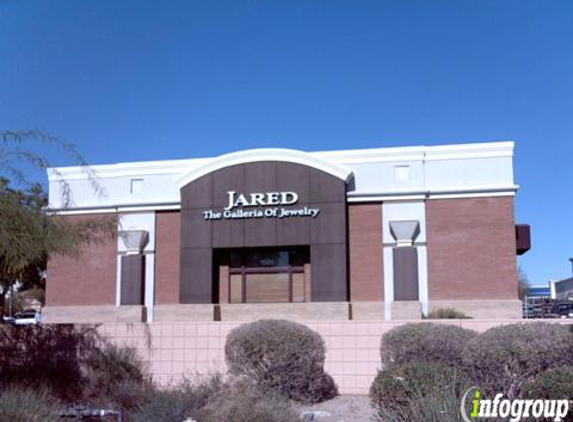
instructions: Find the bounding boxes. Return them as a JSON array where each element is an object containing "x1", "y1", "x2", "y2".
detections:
[{"x1": 47, "y1": 140, "x2": 514, "y2": 181}]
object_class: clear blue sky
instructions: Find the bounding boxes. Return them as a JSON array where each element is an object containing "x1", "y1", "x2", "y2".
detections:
[{"x1": 1, "y1": 1, "x2": 572, "y2": 285}]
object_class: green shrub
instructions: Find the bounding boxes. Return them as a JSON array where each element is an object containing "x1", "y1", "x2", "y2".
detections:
[
  {"x1": 426, "y1": 308, "x2": 471, "y2": 319},
  {"x1": 198, "y1": 378, "x2": 297, "y2": 422},
  {"x1": 0, "y1": 386, "x2": 61, "y2": 422},
  {"x1": 225, "y1": 319, "x2": 337, "y2": 403},
  {"x1": 523, "y1": 366, "x2": 573, "y2": 400},
  {"x1": 462, "y1": 322, "x2": 573, "y2": 398},
  {"x1": 380, "y1": 323, "x2": 475, "y2": 369},
  {"x1": 369, "y1": 362, "x2": 465, "y2": 419}
]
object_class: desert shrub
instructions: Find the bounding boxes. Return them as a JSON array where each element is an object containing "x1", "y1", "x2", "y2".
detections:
[
  {"x1": 198, "y1": 378, "x2": 297, "y2": 422},
  {"x1": 372, "y1": 382, "x2": 465, "y2": 422},
  {"x1": 0, "y1": 386, "x2": 61, "y2": 422},
  {"x1": 82, "y1": 342, "x2": 152, "y2": 410},
  {"x1": 369, "y1": 361, "x2": 466, "y2": 419},
  {"x1": 128, "y1": 376, "x2": 224, "y2": 422},
  {"x1": 462, "y1": 322, "x2": 573, "y2": 397},
  {"x1": 128, "y1": 388, "x2": 187, "y2": 422},
  {"x1": 0, "y1": 323, "x2": 154, "y2": 409},
  {"x1": 0, "y1": 324, "x2": 97, "y2": 401},
  {"x1": 225, "y1": 319, "x2": 337, "y2": 403},
  {"x1": 426, "y1": 308, "x2": 471, "y2": 319},
  {"x1": 380, "y1": 322, "x2": 475, "y2": 369},
  {"x1": 128, "y1": 388, "x2": 189, "y2": 422},
  {"x1": 523, "y1": 366, "x2": 573, "y2": 400}
]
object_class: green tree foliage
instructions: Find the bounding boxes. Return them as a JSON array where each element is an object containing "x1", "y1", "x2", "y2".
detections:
[{"x1": 0, "y1": 130, "x2": 115, "y2": 317}]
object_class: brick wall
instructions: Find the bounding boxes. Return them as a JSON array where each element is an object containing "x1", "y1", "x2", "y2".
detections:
[
  {"x1": 426, "y1": 197, "x2": 518, "y2": 300},
  {"x1": 348, "y1": 204, "x2": 384, "y2": 301},
  {"x1": 155, "y1": 211, "x2": 181, "y2": 304},
  {"x1": 46, "y1": 214, "x2": 118, "y2": 306}
]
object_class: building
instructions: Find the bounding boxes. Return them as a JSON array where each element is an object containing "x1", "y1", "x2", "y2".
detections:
[
  {"x1": 547, "y1": 259, "x2": 573, "y2": 301},
  {"x1": 524, "y1": 285, "x2": 551, "y2": 301},
  {"x1": 550, "y1": 279, "x2": 573, "y2": 301},
  {"x1": 43, "y1": 141, "x2": 530, "y2": 323}
]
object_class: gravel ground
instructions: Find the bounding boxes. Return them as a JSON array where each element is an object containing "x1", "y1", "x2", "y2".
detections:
[{"x1": 294, "y1": 395, "x2": 377, "y2": 422}]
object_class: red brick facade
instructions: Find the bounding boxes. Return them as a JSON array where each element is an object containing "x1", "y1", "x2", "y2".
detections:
[
  {"x1": 154, "y1": 211, "x2": 181, "y2": 304},
  {"x1": 46, "y1": 214, "x2": 118, "y2": 306},
  {"x1": 426, "y1": 197, "x2": 518, "y2": 300},
  {"x1": 45, "y1": 198, "x2": 518, "y2": 312},
  {"x1": 348, "y1": 204, "x2": 384, "y2": 301}
]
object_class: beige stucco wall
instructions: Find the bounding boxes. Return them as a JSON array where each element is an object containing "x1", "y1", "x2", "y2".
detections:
[{"x1": 88, "y1": 319, "x2": 572, "y2": 395}]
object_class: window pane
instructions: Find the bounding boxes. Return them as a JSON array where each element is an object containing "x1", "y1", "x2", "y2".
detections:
[
  {"x1": 290, "y1": 250, "x2": 308, "y2": 267},
  {"x1": 229, "y1": 252, "x2": 243, "y2": 268},
  {"x1": 245, "y1": 251, "x2": 289, "y2": 267},
  {"x1": 245, "y1": 273, "x2": 289, "y2": 303},
  {"x1": 230, "y1": 274, "x2": 243, "y2": 303},
  {"x1": 292, "y1": 273, "x2": 305, "y2": 302}
]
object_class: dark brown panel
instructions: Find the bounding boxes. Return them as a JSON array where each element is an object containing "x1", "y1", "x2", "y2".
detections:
[
  {"x1": 212, "y1": 166, "x2": 245, "y2": 208},
  {"x1": 212, "y1": 218, "x2": 245, "y2": 248},
  {"x1": 180, "y1": 208, "x2": 212, "y2": 248},
  {"x1": 180, "y1": 248, "x2": 212, "y2": 303},
  {"x1": 311, "y1": 243, "x2": 348, "y2": 301},
  {"x1": 310, "y1": 202, "x2": 347, "y2": 244},
  {"x1": 181, "y1": 174, "x2": 212, "y2": 209},
  {"x1": 276, "y1": 213, "x2": 311, "y2": 245},
  {"x1": 276, "y1": 162, "x2": 310, "y2": 199},
  {"x1": 245, "y1": 217, "x2": 277, "y2": 246},
  {"x1": 393, "y1": 247, "x2": 419, "y2": 301},
  {"x1": 120, "y1": 254, "x2": 145, "y2": 305},
  {"x1": 515, "y1": 224, "x2": 531, "y2": 255},
  {"x1": 245, "y1": 161, "x2": 277, "y2": 192},
  {"x1": 310, "y1": 168, "x2": 347, "y2": 203}
]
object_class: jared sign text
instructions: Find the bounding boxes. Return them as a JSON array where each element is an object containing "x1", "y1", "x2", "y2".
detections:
[{"x1": 203, "y1": 191, "x2": 320, "y2": 220}]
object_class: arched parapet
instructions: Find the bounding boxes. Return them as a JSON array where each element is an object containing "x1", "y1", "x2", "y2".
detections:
[{"x1": 175, "y1": 148, "x2": 353, "y2": 188}]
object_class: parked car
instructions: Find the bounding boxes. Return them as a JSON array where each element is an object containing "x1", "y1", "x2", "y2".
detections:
[
  {"x1": 11, "y1": 310, "x2": 41, "y2": 325},
  {"x1": 551, "y1": 301, "x2": 573, "y2": 318},
  {"x1": 2, "y1": 315, "x2": 16, "y2": 324}
]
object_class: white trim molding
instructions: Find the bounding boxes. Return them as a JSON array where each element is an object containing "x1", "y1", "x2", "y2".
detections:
[
  {"x1": 175, "y1": 148, "x2": 354, "y2": 187},
  {"x1": 347, "y1": 185, "x2": 519, "y2": 203},
  {"x1": 46, "y1": 141, "x2": 518, "y2": 212}
]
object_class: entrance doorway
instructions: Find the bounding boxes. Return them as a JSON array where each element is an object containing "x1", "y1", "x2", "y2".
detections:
[{"x1": 215, "y1": 247, "x2": 310, "y2": 303}]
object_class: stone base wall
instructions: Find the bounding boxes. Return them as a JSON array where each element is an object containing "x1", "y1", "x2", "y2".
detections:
[
  {"x1": 218, "y1": 302, "x2": 350, "y2": 321},
  {"x1": 154, "y1": 305, "x2": 215, "y2": 322},
  {"x1": 42, "y1": 300, "x2": 523, "y2": 323},
  {"x1": 392, "y1": 301, "x2": 423, "y2": 320},
  {"x1": 42, "y1": 305, "x2": 145, "y2": 323},
  {"x1": 350, "y1": 302, "x2": 385, "y2": 320},
  {"x1": 428, "y1": 300, "x2": 522, "y2": 319}
]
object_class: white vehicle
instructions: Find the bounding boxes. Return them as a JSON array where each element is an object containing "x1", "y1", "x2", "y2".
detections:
[
  {"x1": 11, "y1": 311, "x2": 41, "y2": 325},
  {"x1": 2, "y1": 315, "x2": 15, "y2": 324}
]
